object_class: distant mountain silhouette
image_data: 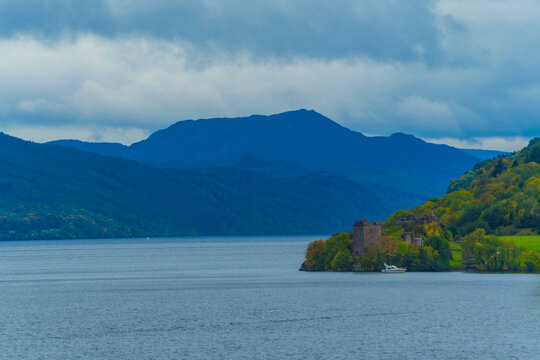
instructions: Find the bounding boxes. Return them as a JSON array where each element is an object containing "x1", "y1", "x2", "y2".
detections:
[
  {"x1": 53, "y1": 109, "x2": 478, "y2": 172},
  {"x1": 458, "y1": 148, "x2": 509, "y2": 160},
  {"x1": 50, "y1": 109, "x2": 481, "y2": 204},
  {"x1": 48, "y1": 140, "x2": 129, "y2": 159},
  {"x1": 1, "y1": 132, "x2": 403, "y2": 239},
  {"x1": 2, "y1": 110, "x2": 507, "y2": 240}
]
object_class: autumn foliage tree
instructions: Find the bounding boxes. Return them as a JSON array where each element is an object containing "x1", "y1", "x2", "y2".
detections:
[
  {"x1": 380, "y1": 235, "x2": 398, "y2": 262},
  {"x1": 304, "y1": 239, "x2": 326, "y2": 271}
]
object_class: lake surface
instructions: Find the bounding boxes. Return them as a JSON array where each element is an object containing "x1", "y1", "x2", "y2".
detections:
[{"x1": 0, "y1": 236, "x2": 538, "y2": 359}]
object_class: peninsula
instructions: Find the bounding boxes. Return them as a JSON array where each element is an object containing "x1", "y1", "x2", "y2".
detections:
[{"x1": 301, "y1": 138, "x2": 540, "y2": 273}]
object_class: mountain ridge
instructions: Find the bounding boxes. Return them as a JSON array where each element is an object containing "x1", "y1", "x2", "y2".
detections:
[
  {"x1": 49, "y1": 109, "x2": 479, "y2": 180},
  {"x1": 0, "y1": 131, "x2": 403, "y2": 239},
  {"x1": 1, "y1": 109, "x2": 508, "y2": 240},
  {"x1": 46, "y1": 109, "x2": 488, "y2": 229}
]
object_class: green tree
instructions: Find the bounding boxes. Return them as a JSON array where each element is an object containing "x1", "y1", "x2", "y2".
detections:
[
  {"x1": 521, "y1": 251, "x2": 540, "y2": 273},
  {"x1": 527, "y1": 140, "x2": 540, "y2": 162},
  {"x1": 403, "y1": 243, "x2": 421, "y2": 270},
  {"x1": 331, "y1": 250, "x2": 353, "y2": 271},
  {"x1": 419, "y1": 245, "x2": 438, "y2": 271},
  {"x1": 324, "y1": 232, "x2": 352, "y2": 269},
  {"x1": 491, "y1": 158, "x2": 505, "y2": 177},
  {"x1": 425, "y1": 235, "x2": 451, "y2": 270},
  {"x1": 460, "y1": 228, "x2": 526, "y2": 272},
  {"x1": 483, "y1": 204, "x2": 507, "y2": 229}
]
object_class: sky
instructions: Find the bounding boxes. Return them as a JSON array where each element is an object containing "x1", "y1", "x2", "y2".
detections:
[{"x1": 0, "y1": 0, "x2": 538, "y2": 151}]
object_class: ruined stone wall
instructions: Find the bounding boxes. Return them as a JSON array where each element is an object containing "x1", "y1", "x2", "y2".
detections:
[
  {"x1": 363, "y1": 225, "x2": 381, "y2": 249},
  {"x1": 351, "y1": 222, "x2": 364, "y2": 256},
  {"x1": 351, "y1": 218, "x2": 381, "y2": 256},
  {"x1": 401, "y1": 232, "x2": 424, "y2": 247}
]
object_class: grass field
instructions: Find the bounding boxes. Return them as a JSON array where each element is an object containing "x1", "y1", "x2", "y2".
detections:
[
  {"x1": 451, "y1": 250, "x2": 462, "y2": 262},
  {"x1": 499, "y1": 235, "x2": 540, "y2": 252}
]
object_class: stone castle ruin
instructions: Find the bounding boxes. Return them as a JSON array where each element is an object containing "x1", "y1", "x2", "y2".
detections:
[
  {"x1": 350, "y1": 217, "x2": 426, "y2": 256},
  {"x1": 350, "y1": 218, "x2": 382, "y2": 256},
  {"x1": 394, "y1": 213, "x2": 435, "y2": 248},
  {"x1": 401, "y1": 232, "x2": 424, "y2": 247}
]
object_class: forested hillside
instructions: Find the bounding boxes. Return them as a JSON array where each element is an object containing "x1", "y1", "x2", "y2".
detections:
[
  {"x1": 385, "y1": 137, "x2": 540, "y2": 240},
  {"x1": 0, "y1": 132, "x2": 396, "y2": 240},
  {"x1": 301, "y1": 138, "x2": 540, "y2": 273},
  {"x1": 2, "y1": 110, "x2": 517, "y2": 241}
]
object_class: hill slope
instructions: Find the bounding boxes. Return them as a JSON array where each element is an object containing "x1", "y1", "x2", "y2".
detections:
[
  {"x1": 52, "y1": 109, "x2": 478, "y2": 171},
  {"x1": 458, "y1": 148, "x2": 508, "y2": 160},
  {"x1": 0, "y1": 132, "x2": 407, "y2": 239},
  {"x1": 385, "y1": 138, "x2": 540, "y2": 240},
  {"x1": 50, "y1": 109, "x2": 481, "y2": 213}
]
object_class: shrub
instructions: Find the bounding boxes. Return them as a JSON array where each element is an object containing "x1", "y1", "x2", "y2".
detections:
[
  {"x1": 330, "y1": 250, "x2": 353, "y2": 271},
  {"x1": 304, "y1": 240, "x2": 326, "y2": 271}
]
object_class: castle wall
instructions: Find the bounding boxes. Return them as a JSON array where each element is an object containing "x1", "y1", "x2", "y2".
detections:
[
  {"x1": 401, "y1": 232, "x2": 424, "y2": 247},
  {"x1": 351, "y1": 218, "x2": 381, "y2": 256},
  {"x1": 351, "y1": 223, "x2": 364, "y2": 256},
  {"x1": 363, "y1": 226, "x2": 380, "y2": 248}
]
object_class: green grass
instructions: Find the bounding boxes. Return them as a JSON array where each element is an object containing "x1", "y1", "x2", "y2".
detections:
[
  {"x1": 451, "y1": 250, "x2": 462, "y2": 262},
  {"x1": 449, "y1": 249, "x2": 463, "y2": 270},
  {"x1": 499, "y1": 235, "x2": 540, "y2": 252}
]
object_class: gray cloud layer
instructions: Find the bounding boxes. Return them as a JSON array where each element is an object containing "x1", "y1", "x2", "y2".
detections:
[
  {"x1": 0, "y1": 1, "x2": 441, "y2": 61},
  {"x1": 0, "y1": 1, "x2": 538, "y2": 150}
]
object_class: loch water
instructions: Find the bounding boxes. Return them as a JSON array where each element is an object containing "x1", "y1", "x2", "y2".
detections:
[{"x1": 0, "y1": 236, "x2": 538, "y2": 359}]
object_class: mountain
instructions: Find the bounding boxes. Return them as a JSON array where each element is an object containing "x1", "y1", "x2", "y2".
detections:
[
  {"x1": 48, "y1": 140, "x2": 130, "y2": 158},
  {"x1": 49, "y1": 109, "x2": 481, "y2": 210},
  {"x1": 458, "y1": 148, "x2": 509, "y2": 160},
  {"x1": 0, "y1": 132, "x2": 408, "y2": 240},
  {"x1": 52, "y1": 110, "x2": 478, "y2": 170},
  {"x1": 385, "y1": 137, "x2": 540, "y2": 239}
]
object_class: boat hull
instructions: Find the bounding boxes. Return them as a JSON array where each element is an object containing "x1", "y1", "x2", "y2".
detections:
[{"x1": 381, "y1": 269, "x2": 406, "y2": 273}]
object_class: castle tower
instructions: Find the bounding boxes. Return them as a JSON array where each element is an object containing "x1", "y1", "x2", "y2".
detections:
[{"x1": 351, "y1": 218, "x2": 382, "y2": 256}]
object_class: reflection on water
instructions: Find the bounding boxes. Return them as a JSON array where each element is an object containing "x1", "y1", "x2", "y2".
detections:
[{"x1": 0, "y1": 236, "x2": 538, "y2": 359}]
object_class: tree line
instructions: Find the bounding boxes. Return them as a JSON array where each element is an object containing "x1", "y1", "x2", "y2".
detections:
[{"x1": 302, "y1": 232, "x2": 453, "y2": 272}]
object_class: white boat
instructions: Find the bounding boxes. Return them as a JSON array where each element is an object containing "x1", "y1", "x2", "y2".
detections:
[{"x1": 381, "y1": 263, "x2": 406, "y2": 273}]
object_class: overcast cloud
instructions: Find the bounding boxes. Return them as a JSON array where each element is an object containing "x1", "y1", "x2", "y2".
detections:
[{"x1": 0, "y1": 0, "x2": 539, "y2": 150}]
